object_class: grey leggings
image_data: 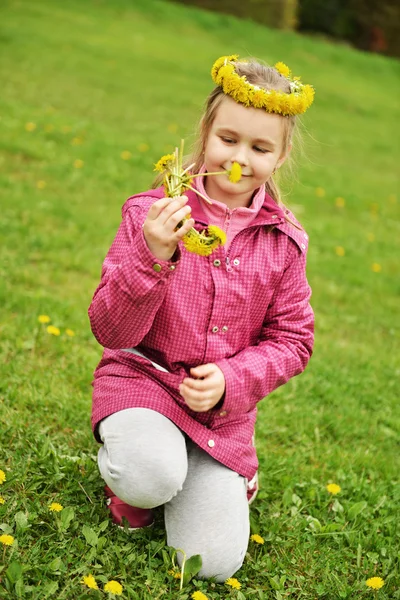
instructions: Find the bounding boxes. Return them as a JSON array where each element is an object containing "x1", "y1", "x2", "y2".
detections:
[{"x1": 98, "y1": 408, "x2": 250, "y2": 581}]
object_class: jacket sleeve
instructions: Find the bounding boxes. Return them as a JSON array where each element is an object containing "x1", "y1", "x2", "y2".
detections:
[
  {"x1": 215, "y1": 240, "x2": 314, "y2": 416},
  {"x1": 88, "y1": 203, "x2": 180, "y2": 349}
]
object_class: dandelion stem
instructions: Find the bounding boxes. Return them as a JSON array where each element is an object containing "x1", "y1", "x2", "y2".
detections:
[{"x1": 185, "y1": 184, "x2": 213, "y2": 205}]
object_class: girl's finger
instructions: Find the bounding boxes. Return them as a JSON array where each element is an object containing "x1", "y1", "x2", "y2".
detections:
[
  {"x1": 180, "y1": 384, "x2": 213, "y2": 403},
  {"x1": 182, "y1": 377, "x2": 209, "y2": 391},
  {"x1": 146, "y1": 197, "x2": 174, "y2": 221},
  {"x1": 158, "y1": 196, "x2": 188, "y2": 226},
  {"x1": 174, "y1": 218, "x2": 195, "y2": 241}
]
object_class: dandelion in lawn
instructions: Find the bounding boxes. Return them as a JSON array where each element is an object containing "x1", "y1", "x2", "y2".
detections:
[
  {"x1": 168, "y1": 123, "x2": 178, "y2": 133},
  {"x1": 335, "y1": 197, "x2": 345, "y2": 207},
  {"x1": 388, "y1": 194, "x2": 396, "y2": 204},
  {"x1": 367, "y1": 233, "x2": 375, "y2": 242},
  {"x1": 44, "y1": 124, "x2": 54, "y2": 132},
  {"x1": 250, "y1": 533, "x2": 265, "y2": 544},
  {"x1": 138, "y1": 143, "x2": 149, "y2": 152},
  {"x1": 315, "y1": 187, "x2": 325, "y2": 198},
  {"x1": 47, "y1": 325, "x2": 60, "y2": 336},
  {"x1": 81, "y1": 574, "x2": 98, "y2": 590},
  {"x1": 49, "y1": 502, "x2": 63, "y2": 512},
  {"x1": 371, "y1": 263, "x2": 382, "y2": 273},
  {"x1": 168, "y1": 569, "x2": 181, "y2": 579},
  {"x1": 62, "y1": 125, "x2": 72, "y2": 133},
  {"x1": 74, "y1": 159, "x2": 84, "y2": 169},
  {"x1": 121, "y1": 150, "x2": 132, "y2": 160},
  {"x1": 71, "y1": 137, "x2": 83, "y2": 145},
  {"x1": 326, "y1": 483, "x2": 341, "y2": 495},
  {"x1": 335, "y1": 246, "x2": 345, "y2": 257},
  {"x1": 225, "y1": 577, "x2": 241, "y2": 589},
  {"x1": 0, "y1": 470, "x2": 6, "y2": 484},
  {"x1": 366, "y1": 577, "x2": 385, "y2": 590},
  {"x1": 36, "y1": 180, "x2": 47, "y2": 189},
  {"x1": 65, "y1": 329, "x2": 75, "y2": 337},
  {"x1": 0, "y1": 496, "x2": 5, "y2": 504},
  {"x1": 104, "y1": 580, "x2": 123, "y2": 595},
  {"x1": 192, "y1": 591, "x2": 209, "y2": 600},
  {"x1": 370, "y1": 203, "x2": 379, "y2": 213},
  {"x1": 38, "y1": 315, "x2": 51, "y2": 323},
  {"x1": 0, "y1": 534, "x2": 14, "y2": 546},
  {"x1": 25, "y1": 122, "x2": 36, "y2": 132}
]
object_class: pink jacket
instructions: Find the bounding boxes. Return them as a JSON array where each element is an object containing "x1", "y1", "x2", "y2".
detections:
[{"x1": 89, "y1": 186, "x2": 314, "y2": 480}]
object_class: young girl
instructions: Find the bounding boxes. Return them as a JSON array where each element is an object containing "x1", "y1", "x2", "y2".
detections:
[{"x1": 88, "y1": 55, "x2": 315, "y2": 582}]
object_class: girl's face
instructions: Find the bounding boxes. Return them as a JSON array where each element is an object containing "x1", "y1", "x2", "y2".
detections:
[{"x1": 203, "y1": 96, "x2": 291, "y2": 208}]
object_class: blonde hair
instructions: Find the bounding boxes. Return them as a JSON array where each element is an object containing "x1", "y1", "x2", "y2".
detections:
[{"x1": 154, "y1": 58, "x2": 304, "y2": 224}]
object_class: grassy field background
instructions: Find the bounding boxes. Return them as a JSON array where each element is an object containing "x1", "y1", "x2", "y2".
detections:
[{"x1": 0, "y1": 0, "x2": 399, "y2": 598}]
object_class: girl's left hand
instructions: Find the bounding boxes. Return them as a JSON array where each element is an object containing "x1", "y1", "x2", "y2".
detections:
[{"x1": 179, "y1": 363, "x2": 226, "y2": 413}]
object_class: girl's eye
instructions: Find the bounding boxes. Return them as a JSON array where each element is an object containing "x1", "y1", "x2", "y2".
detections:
[
  {"x1": 221, "y1": 137, "x2": 235, "y2": 144},
  {"x1": 254, "y1": 146, "x2": 269, "y2": 154}
]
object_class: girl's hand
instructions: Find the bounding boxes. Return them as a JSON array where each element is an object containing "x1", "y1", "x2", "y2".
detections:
[
  {"x1": 143, "y1": 195, "x2": 194, "y2": 261},
  {"x1": 179, "y1": 363, "x2": 226, "y2": 413}
]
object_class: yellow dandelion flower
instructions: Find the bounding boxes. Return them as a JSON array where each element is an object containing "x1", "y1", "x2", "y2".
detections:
[
  {"x1": 335, "y1": 197, "x2": 345, "y2": 208},
  {"x1": 38, "y1": 315, "x2": 51, "y2": 323},
  {"x1": 315, "y1": 187, "x2": 325, "y2": 198},
  {"x1": 104, "y1": 580, "x2": 123, "y2": 595},
  {"x1": 65, "y1": 329, "x2": 75, "y2": 337},
  {"x1": 370, "y1": 203, "x2": 379, "y2": 213},
  {"x1": 82, "y1": 575, "x2": 98, "y2": 590},
  {"x1": 250, "y1": 533, "x2": 265, "y2": 544},
  {"x1": 138, "y1": 143, "x2": 149, "y2": 153},
  {"x1": 326, "y1": 483, "x2": 341, "y2": 495},
  {"x1": 335, "y1": 246, "x2": 345, "y2": 257},
  {"x1": 62, "y1": 125, "x2": 72, "y2": 133},
  {"x1": 154, "y1": 153, "x2": 176, "y2": 173},
  {"x1": 36, "y1": 180, "x2": 47, "y2": 189},
  {"x1": 121, "y1": 150, "x2": 132, "y2": 160},
  {"x1": 207, "y1": 225, "x2": 227, "y2": 245},
  {"x1": 0, "y1": 534, "x2": 14, "y2": 546},
  {"x1": 192, "y1": 591, "x2": 209, "y2": 600},
  {"x1": 388, "y1": 193, "x2": 397, "y2": 204},
  {"x1": 275, "y1": 62, "x2": 291, "y2": 78},
  {"x1": 168, "y1": 569, "x2": 181, "y2": 579},
  {"x1": 367, "y1": 233, "x2": 375, "y2": 242},
  {"x1": 49, "y1": 502, "x2": 63, "y2": 512},
  {"x1": 0, "y1": 470, "x2": 6, "y2": 484},
  {"x1": 0, "y1": 496, "x2": 5, "y2": 504},
  {"x1": 182, "y1": 230, "x2": 219, "y2": 256},
  {"x1": 366, "y1": 577, "x2": 384, "y2": 590},
  {"x1": 44, "y1": 124, "x2": 54, "y2": 132},
  {"x1": 228, "y1": 162, "x2": 242, "y2": 183},
  {"x1": 71, "y1": 137, "x2": 83, "y2": 145},
  {"x1": 25, "y1": 122, "x2": 36, "y2": 132},
  {"x1": 225, "y1": 577, "x2": 241, "y2": 589},
  {"x1": 167, "y1": 123, "x2": 178, "y2": 133},
  {"x1": 73, "y1": 159, "x2": 84, "y2": 169},
  {"x1": 46, "y1": 325, "x2": 61, "y2": 336},
  {"x1": 371, "y1": 263, "x2": 382, "y2": 273}
]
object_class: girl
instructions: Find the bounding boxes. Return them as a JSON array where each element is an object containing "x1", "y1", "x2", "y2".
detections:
[{"x1": 88, "y1": 55, "x2": 315, "y2": 582}]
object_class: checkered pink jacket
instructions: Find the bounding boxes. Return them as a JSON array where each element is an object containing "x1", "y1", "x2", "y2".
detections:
[{"x1": 89, "y1": 186, "x2": 314, "y2": 480}]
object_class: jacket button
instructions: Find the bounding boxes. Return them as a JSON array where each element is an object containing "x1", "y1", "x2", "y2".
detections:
[
  {"x1": 301, "y1": 243, "x2": 306, "y2": 250},
  {"x1": 233, "y1": 258, "x2": 240, "y2": 266},
  {"x1": 169, "y1": 264, "x2": 176, "y2": 270},
  {"x1": 212, "y1": 326, "x2": 219, "y2": 333},
  {"x1": 213, "y1": 259, "x2": 221, "y2": 267},
  {"x1": 153, "y1": 264, "x2": 162, "y2": 272},
  {"x1": 221, "y1": 326, "x2": 228, "y2": 333},
  {"x1": 219, "y1": 410, "x2": 227, "y2": 417},
  {"x1": 207, "y1": 439, "x2": 215, "y2": 448}
]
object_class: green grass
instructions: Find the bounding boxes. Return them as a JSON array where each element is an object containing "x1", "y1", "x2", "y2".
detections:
[{"x1": 0, "y1": 0, "x2": 399, "y2": 597}]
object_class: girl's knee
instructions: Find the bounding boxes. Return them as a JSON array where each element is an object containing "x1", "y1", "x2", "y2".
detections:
[{"x1": 175, "y1": 543, "x2": 246, "y2": 582}]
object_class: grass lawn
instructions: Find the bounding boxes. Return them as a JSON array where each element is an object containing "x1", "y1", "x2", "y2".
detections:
[{"x1": 0, "y1": 0, "x2": 399, "y2": 598}]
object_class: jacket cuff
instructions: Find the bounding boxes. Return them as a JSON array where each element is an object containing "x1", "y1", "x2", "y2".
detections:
[{"x1": 214, "y1": 357, "x2": 251, "y2": 418}]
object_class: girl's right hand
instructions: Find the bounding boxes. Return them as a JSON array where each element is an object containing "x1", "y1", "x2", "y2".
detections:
[{"x1": 142, "y1": 195, "x2": 194, "y2": 261}]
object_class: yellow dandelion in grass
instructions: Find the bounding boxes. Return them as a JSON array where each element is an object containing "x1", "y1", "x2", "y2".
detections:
[
  {"x1": 49, "y1": 502, "x2": 63, "y2": 512},
  {"x1": 71, "y1": 137, "x2": 83, "y2": 146},
  {"x1": 0, "y1": 470, "x2": 6, "y2": 484},
  {"x1": 228, "y1": 162, "x2": 242, "y2": 183},
  {"x1": 167, "y1": 123, "x2": 178, "y2": 133},
  {"x1": 62, "y1": 125, "x2": 72, "y2": 133},
  {"x1": 81, "y1": 574, "x2": 98, "y2": 590},
  {"x1": 388, "y1": 194, "x2": 397, "y2": 204},
  {"x1": 335, "y1": 197, "x2": 345, "y2": 208},
  {"x1": 65, "y1": 329, "x2": 75, "y2": 337},
  {"x1": 44, "y1": 124, "x2": 54, "y2": 132},
  {"x1": 335, "y1": 246, "x2": 345, "y2": 257},
  {"x1": 0, "y1": 534, "x2": 14, "y2": 546},
  {"x1": 73, "y1": 159, "x2": 84, "y2": 169},
  {"x1": 36, "y1": 180, "x2": 47, "y2": 189},
  {"x1": 225, "y1": 577, "x2": 241, "y2": 589},
  {"x1": 38, "y1": 315, "x2": 51, "y2": 324},
  {"x1": 25, "y1": 122, "x2": 37, "y2": 132},
  {"x1": 326, "y1": 483, "x2": 341, "y2": 495},
  {"x1": 192, "y1": 591, "x2": 209, "y2": 600},
  {"x1": 367, "y1": 232, "x2": 375, "y2": 242},
  {"x1": 315, "y1": 187, "x2": 325, "y2": 198},
  {"x1": 167, "y1": 569, "x2": 181, "y2": 579},
  {"x1": 154, "y1": 153, "x2": 176, "y2": 172},
  {"x1": 104, "y1": 580, "x2": 123, "y2": 595},
  {"x1": 366, "y1": 577, "x2": 384, "y2": 590},
  {"x1": 250, "y1": 534, "x2": 264, "y2": 544},
  {"x1": 0, "y1": 496, "x2": 5, "y2": 504},
  {"x1": 46, "y1": 325, "x2": 60, "y2": 336},
  {"x1": 138, "y1": 143, "x2": 149, "y2": 153},
  {"x1": 120, "y1": 150, "x2": 132, "y2": 160},
  {"x1": 371, "y1": 263, "x2": 382, "y2": 273}
]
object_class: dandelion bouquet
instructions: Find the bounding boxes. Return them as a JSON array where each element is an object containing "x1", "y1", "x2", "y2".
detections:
[{"x1": 154, "y1": 140, "x2": 241, "y2": 256}]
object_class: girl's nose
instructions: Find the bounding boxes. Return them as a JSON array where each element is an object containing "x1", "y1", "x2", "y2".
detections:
[{"x1": 231, "y1": 145, "x2": 249, "y2": 167}]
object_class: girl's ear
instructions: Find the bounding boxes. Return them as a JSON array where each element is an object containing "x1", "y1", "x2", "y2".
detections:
[{"x1": 277, "y1": 142, "x2": 292, "y2": 169}]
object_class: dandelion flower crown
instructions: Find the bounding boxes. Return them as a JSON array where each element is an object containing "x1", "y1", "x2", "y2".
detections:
[{"x1": 211, "y1": 55, "x2": 315, "y2": 116}]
